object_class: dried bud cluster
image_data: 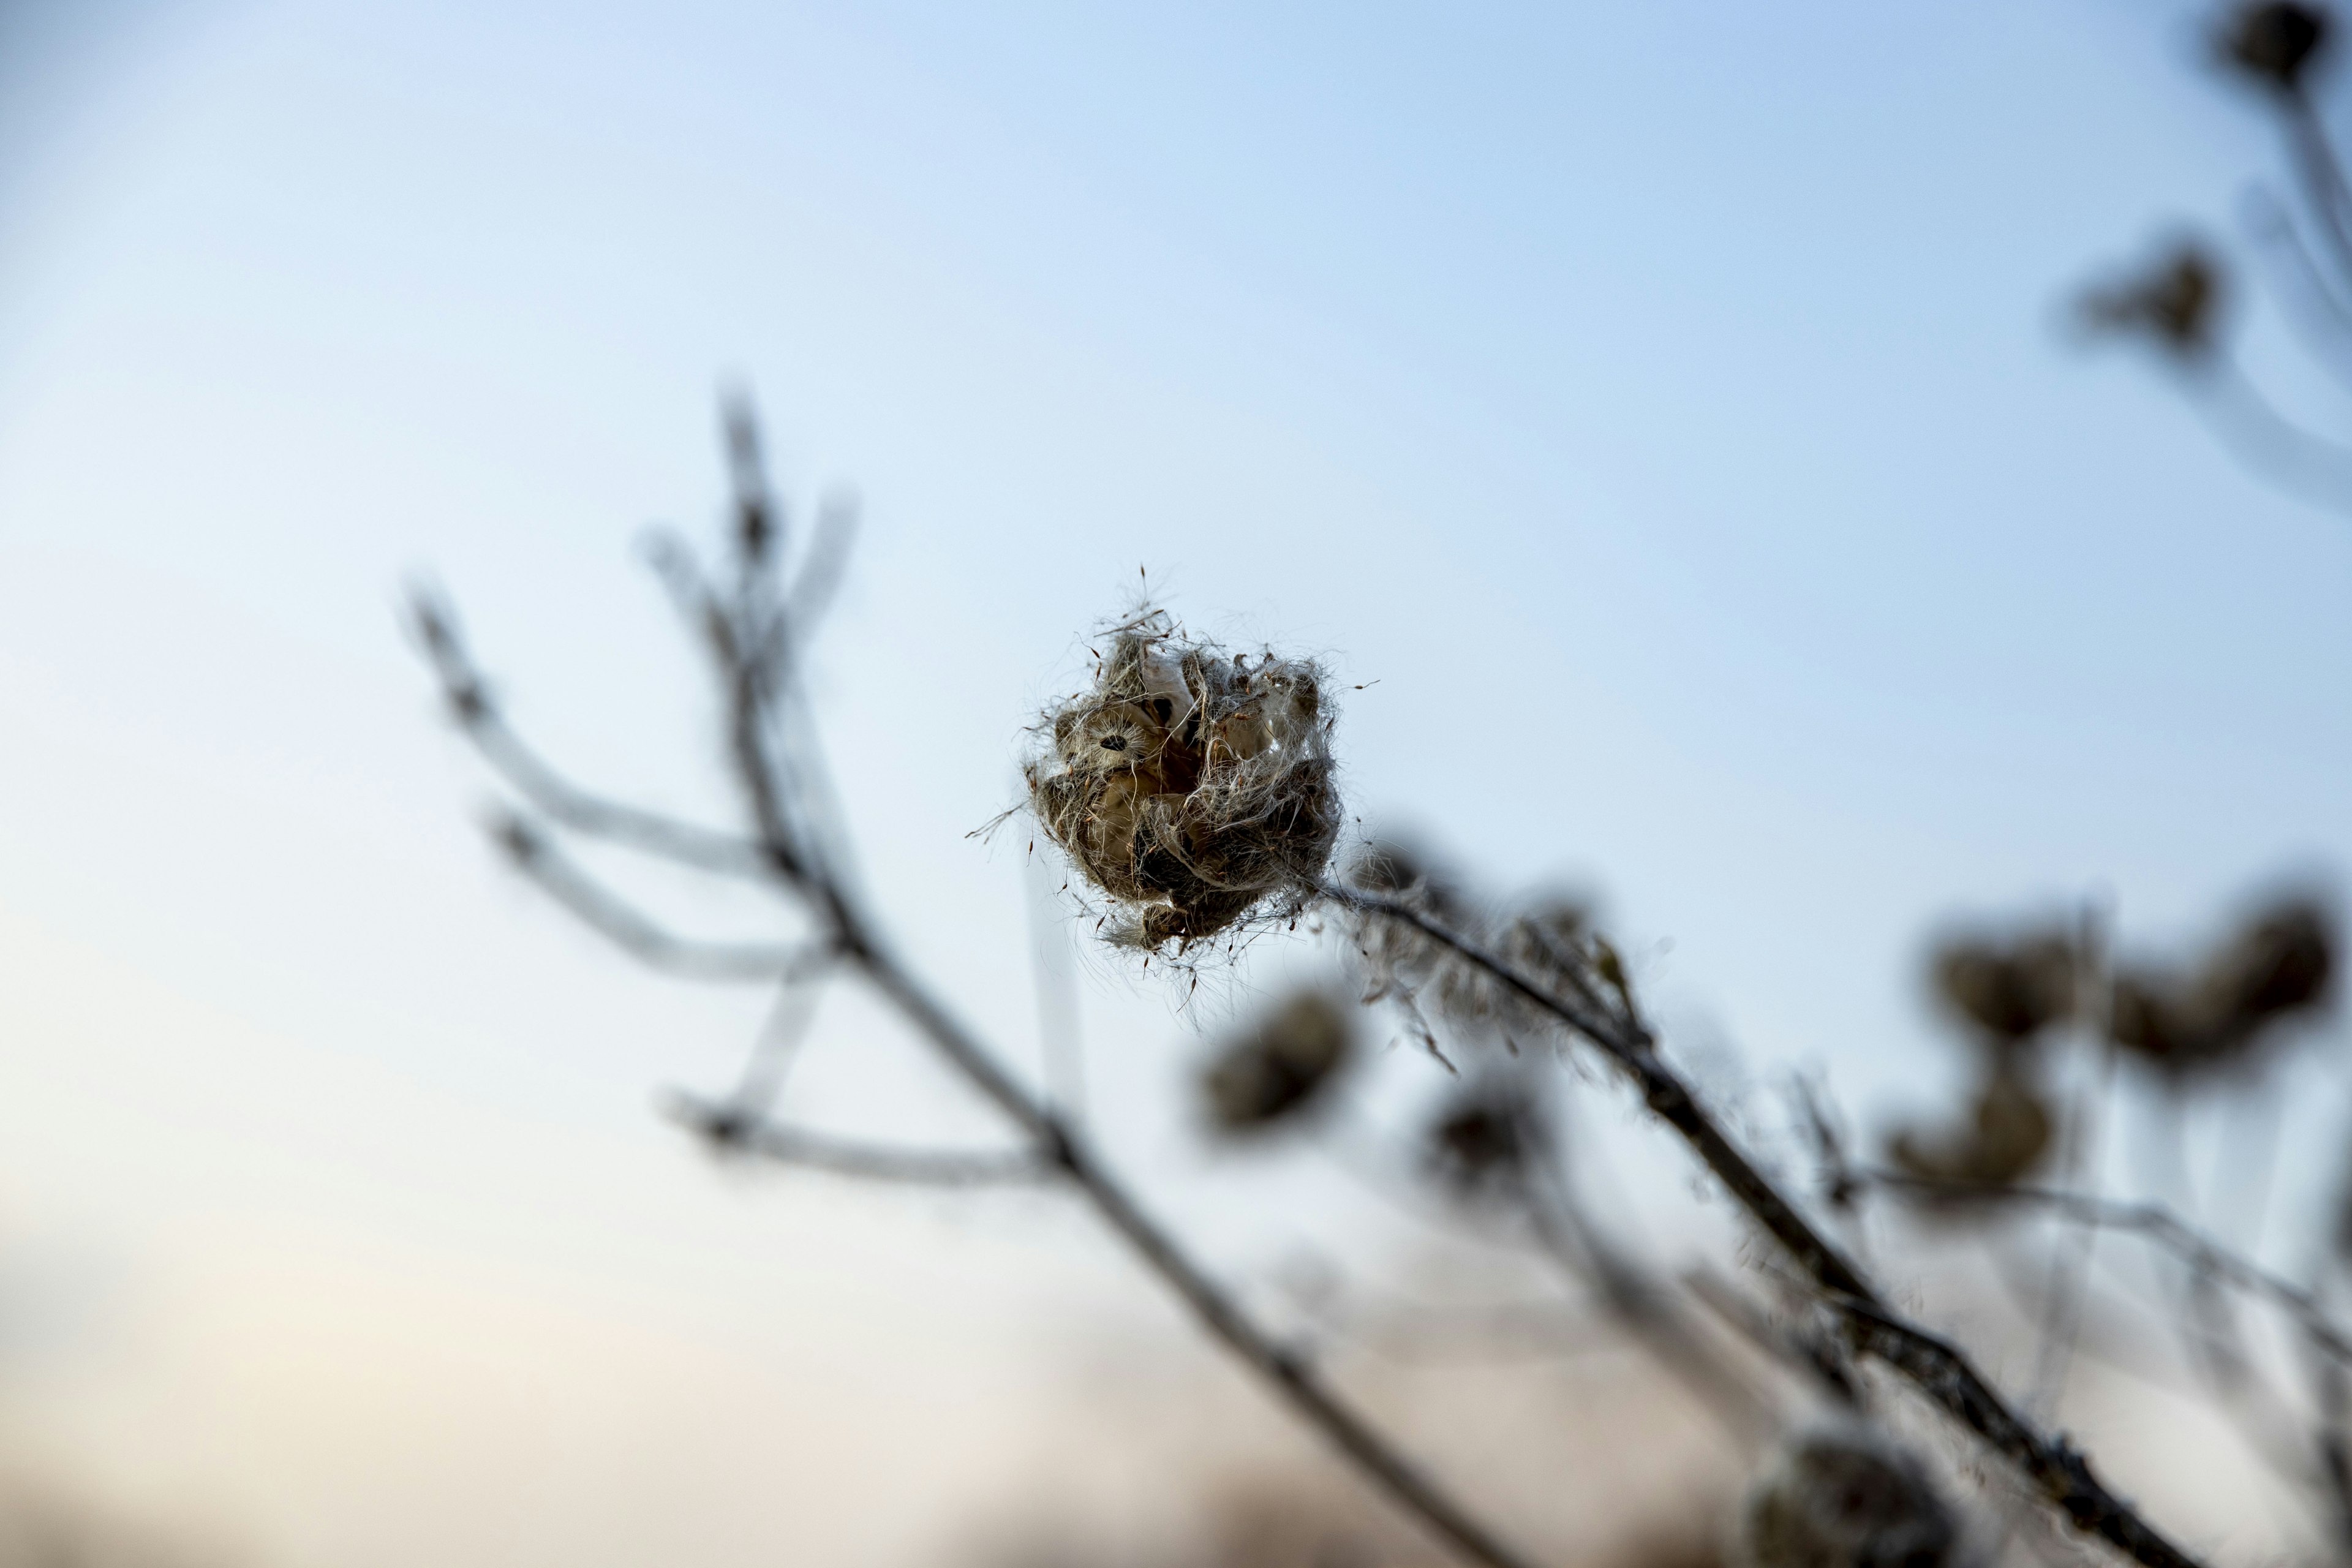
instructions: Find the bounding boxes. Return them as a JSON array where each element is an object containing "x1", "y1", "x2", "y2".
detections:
[
  {"x1": 1931, "y1": 931, "x2": 2077, "y2": 1046},
  {"x1": 2079, "y1": 243, "x2": 2225, "y2": 361},
  {"x1": 1887, "y1": 1062, "x2": 2052, "y2": 1191},
  {"x1": 2221, "y1": 2, "x2": 2330, "y2": 92},
  {"x1": 1740, "y1": 1427, "x2": 1957, "y2": 1568},
  {"x1": 2109, "y1": 896, "x2": 2334, "y2": 1075},
  {"x1": 1028, "y1": 612, "x2": 1340, "y2": 950},
  {"x1": 1422, "y1": 1084, "x2": 1547, "y2": 1200},
  {"x1": 1199, "y1": 991, "x2": 1357, "y2": 1134}
]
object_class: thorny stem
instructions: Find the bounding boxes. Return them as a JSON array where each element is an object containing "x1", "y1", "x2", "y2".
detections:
[{"x1": 1325, "y1": 884, "x2": 2205, "y2": 1568}]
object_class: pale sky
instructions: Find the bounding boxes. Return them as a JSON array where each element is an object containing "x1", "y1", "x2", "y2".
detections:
[{"x1": 0, "y1": 2, "x2": 2346, "y2": 1564}]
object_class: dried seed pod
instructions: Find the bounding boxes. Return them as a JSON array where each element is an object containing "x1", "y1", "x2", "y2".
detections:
[
  {"x1": 2221, "y1": 2, "x2": 2330, "y2": 92},
  {"x1": 1199, "y1": 991, "x2": 1357, "y2": 1134},
  {"x1": 2108, "y1": 897, "x2": 2334, "y2": 1076},
  {"x1": 1740, "y1": 1427, "x2": 1956, "y2": 1568},
  {"x1": 2107, "y1": 968, "x2": 2208, "y2": 1069},
  {"x1": 1028, "y1": 612, "x2": 1340, "y2": 950},
  {"x1": 2079, "y1": 243, "x2": 2226, "y2": 361},
  {"x1": 1422, "y1": 1085, "x2": 1545, "y2": 1200},
  {"x1": 2199, "y1": 896, "x2": 2334, "y2": 1036},
  {"x1": 1930, "y1": 932, "x2": 2076, "y2": 1046},
  {"x1": 1887, "y1": 1061, "x2": 2053, "y2": 1193}
]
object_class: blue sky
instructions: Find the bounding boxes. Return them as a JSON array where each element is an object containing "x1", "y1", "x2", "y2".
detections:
[{"x1": 0, "y1": 1, "x2": 2344, "y2": 1561}]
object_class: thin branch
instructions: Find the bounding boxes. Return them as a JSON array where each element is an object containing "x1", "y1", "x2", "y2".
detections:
[
  {"x1": 2283, "y1": 92, "x2": 2352, "y2": 299},
  {"x1": 1831, "y1": 1293, "x2": 2195, "y2": 1566},
  {"x1": 409, "y1": 589, "x2": 774, "y2": 879},
  {"x1": 1512, "y1": 1101, "x2": 1773, "y2": 1444},
  {"x1": 662, "y1": 1094, "x2": 1050, "y2": 1185},
  {"x1": 492, "y1": 813, "x2": 834, "y2": 982},
  {"x1": 2179, "y1": 358, "x2": 2352, "y2": 510},
  {"x1": 1684, "y1": 1264, "x2": 1863, "y2": 1409},
  {"x1": 1858, "y1": 1166, "x2": 2352, "y2": 1369},
  {"x1": 1326, "y1": 884, "x2": 2203, "y2": 1568}
]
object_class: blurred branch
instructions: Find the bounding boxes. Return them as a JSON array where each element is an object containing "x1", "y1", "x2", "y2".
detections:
[
  {"x1": 409, "y1": 590, "x2": 773, "y2": 879},
  {"x1": 1326, "y1": 884, "x2": 2203, "y2": 1568},
  {"x1": 1510, "y1": 1101, "x2": 1773, "y2": 1444},
  {"x1": 1685, "y1": 1265, "x2": 1863, "y2": 1411},
  {"x1": 661, "y1": 1093, "x2": 1050, "y2": 1185},
  {"x1": 491, "y1": 812, "x2": 835, "y2": 982},
  {"x1": 1858, "y1": 1166, "x2": 2352, "y2": 1368}
]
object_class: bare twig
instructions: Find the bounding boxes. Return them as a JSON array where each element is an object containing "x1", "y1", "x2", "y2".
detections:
[
  {"x1": 661, "y1": 1093, "x2": 1050, "y2": 1185},
  {"x1": 409, "y1": 590, "x2": 772, "y2": 878},
  {"x1": 1684, "y1": 1265, "x2": 1863, "y2": 1410},
  {"x1": 1510, "y1": 1099, "x2": 1773, "y2": 1444},
  {"x1": 492, "y1": 813, "x2": 835, "y2": 981}
]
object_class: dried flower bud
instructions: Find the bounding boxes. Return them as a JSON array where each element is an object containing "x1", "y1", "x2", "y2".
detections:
[
  {"x1": 1887, "y1": 1062, "x2": 2053, "y2": 1193},
  {"x1": 1199, "y1": 992, "x2": 1356, "y2": 1134},
  {"x1": 1422, "y1": 1085, "x2": 1545, "y2": 1199},
  {"x1": 2221, "y1": 2, "x2": 2330, "y2": 92},
  {"x1": 2079, "y1": 243, "x2": 2226, "y2": 361},
  {"x1": 2108, "y1": 897, "x2": 2334, "y2": 1076},
  {"x1": 1028, "y1": 612, "x2": 1339, "y2": 950},
  {"x1": 2201, "y1": 897, "x2": 2334, "y2": 1034},
  {"x1": 1931, "y1": 932, "x2": 2076, "y2": 1045},
  {"x1": 1741, "y1": 1427, "x2": 1956, "y2": 1568}
]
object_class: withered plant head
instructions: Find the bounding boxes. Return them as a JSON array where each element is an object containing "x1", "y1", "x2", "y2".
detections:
[
  {"x1": 1740, "y1": 1425, "x2": 1957, "y2": 1568},
  {"x1": 1026, "y1": 610, "x2": 1340, "y2": 951},
  {"x1": 1344, "y1": 834, "x2": 1633, "y2": 1064},
  {"x1": 1886, "y1": 1058, "x2": 2054, "y2": 1196},
  {"x1": 1929, "y1": 929, "x2": 2077, "y2": 1049},
  {"x1": 2108, "y1": 894, "x2": 2335, "y2": 1077},
  {"x1": 2078, "y1": 241, "x2": 2227, "y2": 362},
  {"x1": 1422, "y1": 1082, "x2": 1547, "y2": 1200},
  {"x1": 1199, "y1": 990, "x2": 1357, "y2": 1136},
  {"x1": 2221, "y1": 2, "x2": 2331, "y2": 92}
]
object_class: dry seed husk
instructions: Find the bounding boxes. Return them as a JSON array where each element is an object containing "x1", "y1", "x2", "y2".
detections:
[{"x1": 1028, "y1": 614, "x2": 1340, "y2": 950}]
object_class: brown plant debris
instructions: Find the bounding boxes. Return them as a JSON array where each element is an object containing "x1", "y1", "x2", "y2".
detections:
[
  {"x1": 1886, "y1": 1060, "x2": 2054, "y2": 1194},
  {"x1": 1200, "y1": 990, "x2": 1358, "y2": 1135},
  {"x1": 1422, "y1": 1083, "x2": 1548, "y2": 1201},
  {"x1": 1929, "y1": 930, "x2": 2076, "y2": 1048},
  {"x1": 2079, "y1": 242, "x2": 2226, "y2": 361},
  {"x1": 1739, "y1": 1425, "x2": 1958, "y2": 1568},
  {"x1": 1028, "y1": 611, "x2": 1340, "y2": 951},
  {"x1": 2220, "y1": 2, "x2": 2330, "y2": 92},
  {"x1": 2108, "y1": 894, "x2": 2335, "y2": 1075}
]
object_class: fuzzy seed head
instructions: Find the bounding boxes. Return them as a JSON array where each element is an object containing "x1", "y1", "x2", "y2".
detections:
[
  {"x1": 1741, "y1": 1428, "x2": 1956, "y2": 1568},
  {"x1": 1027, "y1": 611, "x2": 1340, "y2": 951}
]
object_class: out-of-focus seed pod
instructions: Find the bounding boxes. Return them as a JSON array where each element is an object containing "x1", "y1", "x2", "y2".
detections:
[
  {"x1": 1422, "y1": 1086, "x2": 1545, "y2": 1199},
  {"x1": 2200, "y1": 897, "x2": 2334, "y2": 1036},
  {"x1": 2079, "y1": 244, "x2": 2226, "y2": 362},
  {"x1": 1930, "y1": 932, "x2": 2076, "y2": 1046},
  {"x1": 2107, "y1": 897, "x2": 2334, "y2": 1076},
  {"x1": 1887, "y1": 1062, "x2": 2053, "y2": 1192},
  {"x1": 1199, "y1": 991, "x2": 1356, "y2": 1135},
  {"x1": 1741, "y1": 1427, "x2": 1957, "y2": 1568},
  {"x1": 2222, "y1": 2, "x2": 2331, "y2": 92}
]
